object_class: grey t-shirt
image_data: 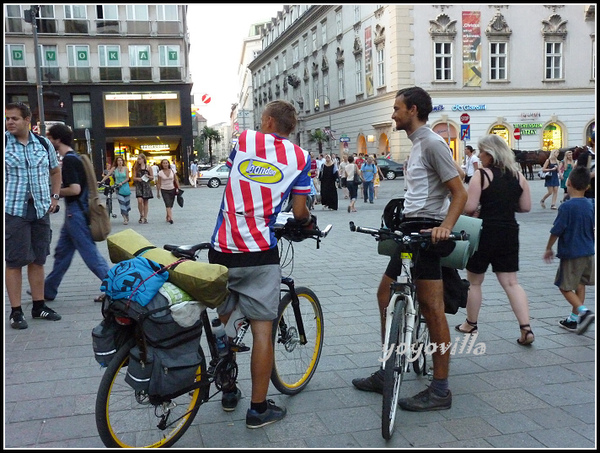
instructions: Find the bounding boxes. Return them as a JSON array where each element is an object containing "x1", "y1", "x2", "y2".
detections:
[{"x1": 403, "y1": 125, "x2": 459, "y2": 220}]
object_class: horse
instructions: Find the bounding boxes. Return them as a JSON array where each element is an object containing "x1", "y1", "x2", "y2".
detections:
[{"x1": 512, "y1": 149, "x2": 571, "y2": 180}]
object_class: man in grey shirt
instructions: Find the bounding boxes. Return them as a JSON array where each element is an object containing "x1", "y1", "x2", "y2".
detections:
[{"x1": 352, "y1": 87, "x2": 467, "y2": 412}]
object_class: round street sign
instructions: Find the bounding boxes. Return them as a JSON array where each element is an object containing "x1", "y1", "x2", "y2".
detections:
[
  {"x1": 460, "y1": 113, "x2": 470, "y2": 124},
  {"x1": 514, "y1": 128, "x2": 521, "y2": 140},
  {"x1": 201, "y1": 94, "x2": 211, "y2": 104}
]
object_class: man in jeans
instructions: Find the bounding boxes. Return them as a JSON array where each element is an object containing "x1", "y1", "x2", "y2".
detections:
[
  {"x1": 43, "y1": 123, "x2": 110, "y2": 303},
  {"x1": 352, "y1": 87, "x2": 467, "y2": 411},
  {"x1": 5, "y1": 102, "x2": 62, "y2": 329},
  {"x1": 361, "y1": 155, "x2": 377, "y2": 203},
  {"x1": 208, "y1": 100, "x2": 312, "y2": 428}
]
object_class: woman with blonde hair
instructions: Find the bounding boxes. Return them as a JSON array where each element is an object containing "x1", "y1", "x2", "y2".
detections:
[
  {"x1": 100, "y1": 156, "x2": 131, "y2": 224},
  {"x1": 540, "y1": 149, "x2": 560, "y2": 209},
  {"x1": 558, "y1": 150, "x2": 574, "y2": 202},
  {"x1": 156, "y1": 158, "x2": 180, "y2": 224},
  {"x1": 133, "y1": 153, "x2": 153, "y2": 223},
  {"x1": 456, "y1": 134, "x2": 535, "y2": 345}
]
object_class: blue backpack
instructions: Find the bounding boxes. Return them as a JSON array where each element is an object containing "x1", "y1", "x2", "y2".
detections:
[{"x1": 100, "y1": 256, "x2": 169, "y2": 306}]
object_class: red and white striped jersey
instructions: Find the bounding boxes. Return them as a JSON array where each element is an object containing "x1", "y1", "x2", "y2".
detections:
[{"x1": 210, "y1": 130, "x2": 311, "y2": 253}]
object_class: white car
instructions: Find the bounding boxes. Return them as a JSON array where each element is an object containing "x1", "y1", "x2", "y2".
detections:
[{"x1": 197, "y1": 163, "x2": 230, "y2": 188}]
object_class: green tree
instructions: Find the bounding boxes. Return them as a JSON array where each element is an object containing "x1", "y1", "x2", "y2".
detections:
[
  {"x1": 200, "y1": 126, "x2": 222, "y2": 165},
  {"x1": 194, "y1": 136, "x2": 206, "y2": 162},
  {"x1": 308, "y1": 128, "x2": 329, "y2": 154}
]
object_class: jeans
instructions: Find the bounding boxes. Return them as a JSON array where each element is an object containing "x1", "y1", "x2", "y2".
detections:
[
  {"x1": 44, "y1": 201, "x2": 110, "y2": 299},
  {"x1": 362, "y1": 180, "x2": 374, "y2": 203}
]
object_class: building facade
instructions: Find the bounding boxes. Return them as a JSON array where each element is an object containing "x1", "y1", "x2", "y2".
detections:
[
  {"x1": 5, "y1": 4, "x2": 194, "y2": 179},
  {"x1": 248, "y1": 4, "x2": 595, "y2": 164}
]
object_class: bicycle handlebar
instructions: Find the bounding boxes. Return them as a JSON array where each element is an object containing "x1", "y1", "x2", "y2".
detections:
[{"x1": 349, "y1": 221, "x2": 469, "y2": 244}]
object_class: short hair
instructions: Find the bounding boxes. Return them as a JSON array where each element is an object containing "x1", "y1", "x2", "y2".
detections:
[
  {"x1": 47, "y1": 123, "x2": 73, "y2": 147},
  {"x1": 6, "y1": 102, "x2": 31, "y2": 119},
  {"x1": 568, "y1": 165, "x2": 591, "y2": 191},
  {"x1": 348, "y1": 155, "x2": 355, "y2": 163},
  {"x1": 465, "y1": 145, "x2": 474, "y2": 152},
  {"x1": 263, "y1": 100, "x2": 297, "y2": 135},
  {"x1": 395, "y1": 87, "x2": 433, "y2": 122}
]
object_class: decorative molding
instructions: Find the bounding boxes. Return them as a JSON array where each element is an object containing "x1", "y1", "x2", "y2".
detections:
[
  {"x1": 485, "y1": 12, "x2": 512, "y2": 39},
  {"x1": 321, "y1": 56, "x2": 329, "y2": 72},
  {"x1": 374, "y1": 5, "x2": 384, "y2": 20},
  {"x1": 311, "y1": 62, "x2": 319, "y2": 77},
  {"x1": 353, "y1": 37, "x2": 363, "y2": 56},
  {"x1": 287, "y1": 74, "x2": 300, "y2": 88},
  {"x1": 541, "y1": 14, "x2": 568, "y2": 40},
  {"x1": 429, "y1": 13, "x2": 457, "y2": 38},
  {"x1": 336, "y1": 47, "x2": 345, "y2": 65},
  {"x1": 374, "y1": 25, "x2": 385, "y2": 48},
  {"x1": 303, "y1": 66, "x2": 310, "y2": 81}
]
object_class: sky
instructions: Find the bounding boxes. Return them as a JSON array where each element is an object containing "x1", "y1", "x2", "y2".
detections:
[{"x1": 187, "y1": 4, "x2": 283, "y2": 126}]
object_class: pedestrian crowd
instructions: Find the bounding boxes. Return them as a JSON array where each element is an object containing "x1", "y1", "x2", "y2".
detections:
[{"x1": 5, "y1": 97, "x2": 594, "y2": 428}]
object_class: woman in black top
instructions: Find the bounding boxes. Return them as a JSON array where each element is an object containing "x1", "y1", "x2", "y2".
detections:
[{"x1": 456, "y1": 134, "x2": 535, "y2": 345}]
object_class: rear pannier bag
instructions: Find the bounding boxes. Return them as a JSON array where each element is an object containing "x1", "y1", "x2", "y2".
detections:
[
  {"x1": 115, "y1": 291, "x2": 204, "y2": 398},
  {"x1": 92, "y1": 316, "x2": 134, "y2": 367}
]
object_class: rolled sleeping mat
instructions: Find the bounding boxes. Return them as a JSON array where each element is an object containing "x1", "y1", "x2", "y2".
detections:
[{"x1": 440, "y1": 215, "x2": 483, "y2": 269}]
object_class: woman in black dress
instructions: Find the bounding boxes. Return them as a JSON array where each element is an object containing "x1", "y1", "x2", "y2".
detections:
[
  {"x1": 318, "y1": 154, "x2": 339, "y2": 210},
  {"x1": 133, "y1": 153, "x2": 154, "y2": 223}
]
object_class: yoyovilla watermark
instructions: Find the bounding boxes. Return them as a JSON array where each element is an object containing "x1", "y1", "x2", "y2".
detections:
[{"x1": 379, "y1": 332, "x2": 486, "y2": 363}]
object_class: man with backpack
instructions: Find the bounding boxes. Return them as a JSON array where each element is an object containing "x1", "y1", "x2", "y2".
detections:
[
  {"x1": 5, "y1": 102, "x2": 63, "y2": 329},
  {"x1": 42, "y1": 123, "x2": 110, "y2": 303}
]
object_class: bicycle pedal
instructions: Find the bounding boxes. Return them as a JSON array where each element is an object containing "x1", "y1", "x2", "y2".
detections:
[{"x1": 230, "y1": 343, "x2": 250, "y2": 353}]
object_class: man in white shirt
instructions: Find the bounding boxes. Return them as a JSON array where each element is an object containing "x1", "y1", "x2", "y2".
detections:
[{"x1": 463, "y1": 145, "x2": 480, "y2": 184}]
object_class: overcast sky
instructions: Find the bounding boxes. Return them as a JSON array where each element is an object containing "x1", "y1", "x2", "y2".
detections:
[{"x1": 187, "y1": 4, "x2": 283, "y2": 126}]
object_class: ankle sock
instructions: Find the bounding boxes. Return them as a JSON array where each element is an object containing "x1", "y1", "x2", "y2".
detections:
[
  {"x1": 32, "y1": 300, "x2": 45, "y2": 311},
  {"x1": 10, "y1": 306, "x2": 23, "y2": 317},
  {"x1": 430, "y1": 378, "x2": 449, "y2": 397},
  {"x1": 251, "y1": 401, "x2": 268, "y2": 414},
  {"x1": 568, "y1": 313, "x2": 579, "y2": 323},
  {"x1": 577, "y1": 306, "x2": 589, "y2": 315}
]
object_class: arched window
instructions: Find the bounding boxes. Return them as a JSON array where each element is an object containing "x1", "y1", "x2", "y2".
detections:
[{"x1": 542, "y1": 123, "x2": 563, "y2": 151}]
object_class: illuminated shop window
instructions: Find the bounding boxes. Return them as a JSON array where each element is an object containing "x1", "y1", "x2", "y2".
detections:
[{"x1": 542, "y1": 123, "x2": 563, "y2": 151}]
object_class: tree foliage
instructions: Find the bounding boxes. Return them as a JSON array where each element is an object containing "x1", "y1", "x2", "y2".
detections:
[
  {"x1": 200, "y1": 126, "x2": 222, "y2": 165},
  {"x1": 308, "y1": 129, "x2": 329, "y2": 154}
]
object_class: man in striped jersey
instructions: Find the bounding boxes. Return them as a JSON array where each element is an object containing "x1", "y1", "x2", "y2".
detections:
[{"x1": 209, "y1": 100, "x2": 312, "y2": 428}]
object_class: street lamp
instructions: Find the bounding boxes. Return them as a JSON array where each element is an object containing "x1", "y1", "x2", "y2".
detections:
[{"x1": 24, "y1": 5, "x2": 46, "y2": 135}]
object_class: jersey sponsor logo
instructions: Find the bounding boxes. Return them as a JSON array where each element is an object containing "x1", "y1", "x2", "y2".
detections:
[{"x1": 237, "y1": 159, "x2": 283, "y2": 184}]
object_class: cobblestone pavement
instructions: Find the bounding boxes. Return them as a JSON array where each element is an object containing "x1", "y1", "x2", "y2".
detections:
[{"x1": 4, "y1": 175, "x2": 596, "y2": 448}]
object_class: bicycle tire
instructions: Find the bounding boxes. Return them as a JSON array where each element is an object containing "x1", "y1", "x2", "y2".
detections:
[
  {"x1": 270, "y1": 286, "x2": 324, "y2": 395},
  {"x1": 382, "y1": 294, "x2": 408, "y2": 440},
  {"x1": 95, "y1": 341, "x2": 205, "y2": 448},
  {"x1": 412, "y1": 299, "x2": 430, "y2": 376}
]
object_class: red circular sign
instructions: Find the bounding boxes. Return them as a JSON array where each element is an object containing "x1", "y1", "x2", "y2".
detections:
[
  {"x1": 514, "y1": 128, "x2": 521, "y2": 140},
  {"x1": 460, "y1": 113, "x2": 470, "y2": 124},
  {"x1": 201, "y1": 94, "x2": 211, "y2": 104}
]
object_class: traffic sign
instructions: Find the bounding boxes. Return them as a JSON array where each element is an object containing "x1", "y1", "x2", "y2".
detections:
[
  {"x1": 460, "y1": 113, "x2": 470, "y2": 124},
  {"x1": 460, "y1": 124, "x2": 470, "y2": 140},
  {"x1": 201, "y1": 94, "x2": 211, "y2": 104},
  {"x1": 514, "y1": 128, "x2": 521, "y2": 140}
]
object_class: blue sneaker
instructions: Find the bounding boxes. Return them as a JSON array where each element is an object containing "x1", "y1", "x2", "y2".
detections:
[
  {"x1": 221, "y1": 387, "x2": 241, "y2": 412},
  {"x1": 246, "y1": 400, "x2": 286, "y2": 428}
]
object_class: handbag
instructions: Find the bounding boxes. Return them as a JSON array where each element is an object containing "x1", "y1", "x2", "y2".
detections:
[
  {"x1": 174, "y1": 178, "x2": 184, "y2": 208},
  {"x1": 353, "y1": 165, "x2": 361, "y2": 184},
  {"x1": 538, "y1": 170, "x2": 550, "y2": 179}
]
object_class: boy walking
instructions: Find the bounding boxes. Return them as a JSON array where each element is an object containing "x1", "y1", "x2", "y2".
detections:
[{"x1": 543, "y1": 166, "x2": 595, "y2": 334}]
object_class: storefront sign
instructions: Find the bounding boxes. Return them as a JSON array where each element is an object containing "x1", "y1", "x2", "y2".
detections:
[
  {"x1": 512, "y1": 123, "x2": 542, "y2": 135},
  {"x1": 451, "y1": 104, "x2": 487, "y2": 111}
]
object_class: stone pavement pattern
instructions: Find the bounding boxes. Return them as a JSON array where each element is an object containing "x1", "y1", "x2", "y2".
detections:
[{"x1": 4, "y1": 177, "x2": 596, "y2": 448}]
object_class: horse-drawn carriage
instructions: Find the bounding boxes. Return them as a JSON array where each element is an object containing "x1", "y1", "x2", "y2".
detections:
[{"x1": 512, "y1": 146, "x2": 587, "y2": 180}]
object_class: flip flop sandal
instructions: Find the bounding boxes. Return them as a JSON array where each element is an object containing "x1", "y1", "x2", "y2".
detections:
[
  {"x1": 517, "y1": 324, "x2": 535, "y2": 345},
  {"x1": 455, "y1": 319, "x2": 478, "y2": 334}
]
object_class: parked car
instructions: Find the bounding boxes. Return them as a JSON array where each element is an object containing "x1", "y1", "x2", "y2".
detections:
[
  {"x1": 197, "y1": 163, "x2": 230, "y2": 188},
  {"x1": 376, "y1": 158, "x2": 404, "y2": 179}
]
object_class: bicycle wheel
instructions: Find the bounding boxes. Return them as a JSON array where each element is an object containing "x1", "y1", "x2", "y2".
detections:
[
  {"x1": 412, "y1": 299, "x2": 430, "y2": 376},
  {"x1": 382, "y1": 294, "x2": 408, "y2": 440},
  {"x1": 270, "y1": 286, "x2": 324, "y2": 395},
  {"x1": 95, "y1": 341, "x2": 206, "y2": 448}
]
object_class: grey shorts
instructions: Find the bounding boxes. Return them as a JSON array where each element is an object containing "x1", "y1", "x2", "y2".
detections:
[
  {"x1": 217, "y1": 264, "x2": 281, "y2": 321},
  {"x1": 554, "y1": 256, "x2": 595, "y2": 291},
  {"x1": 5, "y1": 201, "x2": 52, "y2": 268}
]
